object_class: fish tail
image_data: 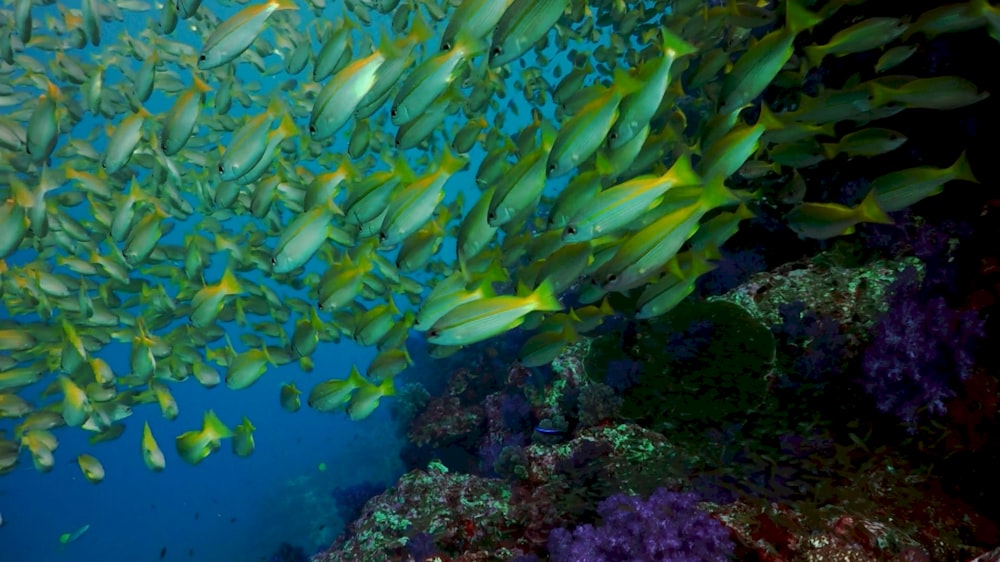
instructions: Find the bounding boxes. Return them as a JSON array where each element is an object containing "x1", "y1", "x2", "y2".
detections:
[
  {"x1": 821, "y1": 142, "x2": 839, "y2": 160},
  {"x1": 45, "y1": 78, "x2": 62, "y2": 102},
  {"x1": 277, "y1": 110, "x2": 299, "y2": 139},
  {"x1": 408, "y1": 12, "x2": 434, "y2": 46},
  {"x1": 867, "y1": 82, "x2": 895, "y2": 109},
  {"x1": 612, "y1": 66, "x2": 644, "y2": 97},
  {"x1": 660, "y1": 26, "x2": 697, "y2": 58},
  {"x1": 949, "y1": 150, "x2": 979, "y2": 184},
  {"x1": 531, "y1": 279, "x2": 563, "y2": 313},
  {"x1": 265, "y1": 95, "x2": 285, "y2": 120},
  {"x1": 347, "y1": 365, "x2": 366, "y2": 387},
  {"x1": 455, "y1": 29, "x2": 490, "y2": 57},
  {"x1": 439, "y1": 146, "x2": 469, "y2": 175},
  {"x1": 667, "y1": 153, "x2": 701, "y2": 187},
  {"x1": 378, "y1": 376, "x2": 395, "y2": 397},
  {"x1": 192, "y1": 74, "x2": 212, "y2": 94},
  {"x1": 701, "y1": 175, "x2": 741, "y2": 210},
  {"x1": 699, "y1": 241, "x2": 725, "y2": 263},
  {"x1": 220, "y1": 266, "x2": 244, "y2": 296},
  {"x1": 479, "y1": 257, "x2": 508, "y2": 288},
  {"x1": 756, "y1": 103, "x2": 784, "y2": 130},
  {"x1": 598, "y1": 297, "x2": 614, "y2": 316},
  {"x1": 803, "y1": 45, "x2": 824, "y2": 68},
  {"x1": 663, "y1": 256, "x2": 684, "y2": 279},
  {"x1": 392, "y1": 153, "x2": 417, "y2": 183},
  {"x1": 202, "y1": 410, "x2": 232, "y2": 440},
  {"x1": 858, "y1": 189, "x2": 893, "y2": 225},
  {"x1": 786, "y1": 0, "x2": 823, "y2": 35}
]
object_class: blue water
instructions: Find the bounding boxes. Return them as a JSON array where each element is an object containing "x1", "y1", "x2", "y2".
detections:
[
  {"x1": 1, "y1": 0, "x2": 606, "y2": 556},
  {"x1": 0, "y1": 2, "x2": 460, "y2": 560},
  {"x1": 2, "y1": 352, "x2": 407, "y2": 560},
  {"x1": 1, "y1": 298, "x2": 407, "y2": 560}
]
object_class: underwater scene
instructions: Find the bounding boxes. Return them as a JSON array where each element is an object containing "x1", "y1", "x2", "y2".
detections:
[{"x1": 2, "y1": 0, "x2": 1000, "y2": 560}]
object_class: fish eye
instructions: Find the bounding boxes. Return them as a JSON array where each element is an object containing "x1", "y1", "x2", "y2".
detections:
[
  {"x1": 428, "y1": 329, "x2": 439, "y2": 338},
  {"x1": 199, "y1": 54, "x2": 206, "y2": 61},
  {"x1": 270, "y1": 257, "x2": 276, "y2": 265},
  {"x1": 548, "y1": 163, "x2": 557, "y2": 173},
  {"x1": 308, "y1": 124, "x2": 316, "y2": 135},
  {"x1": 379, "y1": 232, "x2": 387, "y2": 241},
  {"x1": 390, "y1": 108, "x2": 398, "y2": 118},
  {"x1": 609, "y1": 131, "x2": 618, "y2": 141},
  {"x1": 565, "y1": 226, "x2": 577, "y2": 236},
  {"x1": 487, "y1": 211, "x2": 496, "y2": 222},
  {"x1": 491, "y1": 47, "x2": 501, "y2": 57},
  {"x1": 442, "y1": 42, "x2": 451, "y2": 51},
  {"x1": 217, "y1": 164, "x2": 225, "y2": 175},
  {"x1": 606, "y1": 274, "x2": 618, "y2": 284}
]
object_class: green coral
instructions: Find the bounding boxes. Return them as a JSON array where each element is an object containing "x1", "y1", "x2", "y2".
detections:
[{"x1": 718, "y1": 254, "x2": 923, "y2": 332}]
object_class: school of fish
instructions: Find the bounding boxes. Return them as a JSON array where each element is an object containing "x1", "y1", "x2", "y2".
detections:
[{"x1": 0, "y1": 0, "x2": 993, "y2": 478}]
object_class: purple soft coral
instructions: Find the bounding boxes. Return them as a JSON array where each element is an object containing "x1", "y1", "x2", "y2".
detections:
[
  {"x1": 547, "y1": 488, "x2": 734, "y2": 562},
  {"x1": 861, "y1": 267, "x2": 985, "y2": 429}
]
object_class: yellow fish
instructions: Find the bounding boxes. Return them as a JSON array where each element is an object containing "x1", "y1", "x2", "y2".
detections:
[
  {"x1": 190, "y1": 267, "x2": 243, "y2": 328},
  {"x1": 308, "y1": 366, "x2": 366, "y2": 413},
  {"x1": 280, "y1": 383, "x2": 301, "y2": 413},
  {"x1": 347, "y1": 377, "x2": 395, "y2": 421},
  {"x1": 232, "y1": 417, "x2": 255, "y2": 457},
  {"x1": 428, "y1": 280, "x2": 563, "y2": 347},
  {"x1": 175, "y1": 410, "x2": 232, "y2": 465},
  {"x1": 198, "y1": 0, "x2": 298, "y2": 70},
  {"x1": 76, "y1": 453, "x2": 105, "y2": 483},
  {"x1": 58, "y1": 376, "x2": 91, "y2": 428},
  {"x1": 142, "y1": 421, "x2": 166, "y2": 472}
]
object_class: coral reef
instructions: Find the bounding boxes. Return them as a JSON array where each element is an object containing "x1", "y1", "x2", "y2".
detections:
[{"x1": 547, "y1": 488, "x2": 734, "y2": 562}]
